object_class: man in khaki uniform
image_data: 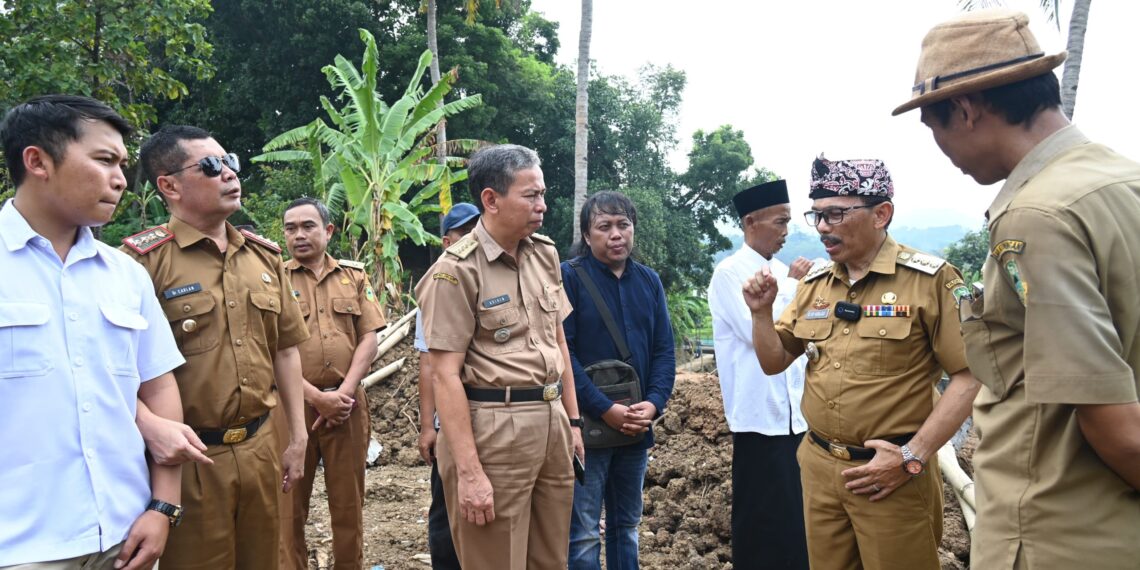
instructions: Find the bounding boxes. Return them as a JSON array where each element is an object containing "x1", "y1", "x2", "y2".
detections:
[
  {"x1": 895, "y1": 9, "x2": 1140, "y2": 567},
  {"x1": 416, "y1": 144, "x2": 586, "y2": 570},
  {"x1": 744, "y1": 156, "x2": 980, "y2": 570},
  {"x1": 124, "y1": 125, "x2": 310, "y2": 569},
  {"x1": 279, "y1": 197, "x2": 386, "y2": 569}
]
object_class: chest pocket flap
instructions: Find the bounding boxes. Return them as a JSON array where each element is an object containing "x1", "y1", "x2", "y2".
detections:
[
  {"x1": 332, "y1": 297, "x2": 362, "y2": 315},
  {"x1": 161, "y1": 293, "x2": 215, "y2": 321},
  {"x1": 856, "y1": 318, "x2": 911, "y2": 340},
  {"x1": 0, "y1": 302, "x2": 50, "y2": 328},
  {"x1": 100, "y1": 303, "x2": 148, "y2": 330},
  {"x1": 478, "y1": 304, "x2": 521, "y2": 330},
  {"x1": 539, "y1": 284, "x2": 562, "y2": 312},
  {"x1": 250, "y1": 291, "x2": 281, "y2": 314},
  {"x1": 792, "y1": 319, "x2": 834, "y2": 341}
]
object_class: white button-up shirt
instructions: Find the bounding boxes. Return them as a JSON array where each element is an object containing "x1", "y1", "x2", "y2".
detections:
[
  {"x1": 708, "y1": 244, "x2": 807, "y2": 435},
  {"x1": 0, "y1": 201, "x2": 185, "y2": 565}
]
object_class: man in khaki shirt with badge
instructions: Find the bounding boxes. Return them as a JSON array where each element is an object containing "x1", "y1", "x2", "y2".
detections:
[
  {"x1": 123, "y1": 125, "x2": 310, "y2": 569},
  {"x1": 279, "y1": 197, "x2": 386, "y2": 569},
  {"x1": 895, "y1": 9, "x2": 1140, "y2": 568},
  {"x1": 744, "y1": 156, "x2": 980, "y2": 570},
  {"x1": 416, "y1": 144, "x2": 585, "y2": 569}
]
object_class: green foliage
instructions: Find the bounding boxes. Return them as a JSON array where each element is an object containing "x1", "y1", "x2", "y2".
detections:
[
  {"x1": 943, "y1": 226, "x2": 990, "y2": 283},
  {"x1": 0, "y1": 0, "x2": 215, "y2": 129},
  {"x1": 253, "y1": 30, "x2": 481, "y2": 302},
  {"x1": 101, "y1": 181, "x2": 169, "y2": 244},
  {"x1": 677, "y1": 125, "x2": 756, "y2": 254},
  {"x1": 665, "y1": 290, "x2": 711, "y2": 355}
]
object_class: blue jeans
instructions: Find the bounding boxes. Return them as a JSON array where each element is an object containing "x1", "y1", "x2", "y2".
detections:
[{"x1": 568, "y1": 446, "x2": 649, "y2": 570}]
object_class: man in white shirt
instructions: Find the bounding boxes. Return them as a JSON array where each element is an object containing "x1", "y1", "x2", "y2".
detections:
[
  {"x1": 708, "y1": 179, "x2": 811, "y2": 570},
  {"x1": 0, "y1": 95, "x2": 188, "y2": 569}
]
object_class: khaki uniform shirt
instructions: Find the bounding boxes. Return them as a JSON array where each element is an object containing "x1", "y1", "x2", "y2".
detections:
[
  {"x1": 122, "y1": 216, "x2": 309, "y2": 429},
  {"x1": 415, "y1": 221, "x2": 571, "y2": 388},
  {"x1": 774, "y1": 236, "x2": 968, "y2": 445},
  {"x1": 965, "y1": 126, "x2": 1140, "y2": 567},
  {"x1": 285, "y1": 254, "x2": 387, "y2": 387}
]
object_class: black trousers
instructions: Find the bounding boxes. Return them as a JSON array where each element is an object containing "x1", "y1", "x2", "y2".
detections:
[
  {"x1": 732, "y1": 431, "x2": 809, "y2": 570},
  {"x1": 428, "y1": 459, "x2": 462, "y2": 569}
]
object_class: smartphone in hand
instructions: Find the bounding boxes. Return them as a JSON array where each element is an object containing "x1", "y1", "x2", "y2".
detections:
[{"x1": 573, "y1": 453, "x2": 586, "y2": 485}]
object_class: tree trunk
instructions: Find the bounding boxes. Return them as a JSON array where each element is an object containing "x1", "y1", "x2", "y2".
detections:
[
  {"x1": 427, "y1": 0, "x2": 448, "y2": 165},
  {"x1": 572, "y1": 0, "x2": 592, "y2": 248},
  {"x1": 1060, "y1": 0, "x2": 1091, "y2": 119}
]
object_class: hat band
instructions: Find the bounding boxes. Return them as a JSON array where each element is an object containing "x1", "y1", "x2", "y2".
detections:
[{"x1": 912, "y1": 52, "x2": 1045, "y2": 95}]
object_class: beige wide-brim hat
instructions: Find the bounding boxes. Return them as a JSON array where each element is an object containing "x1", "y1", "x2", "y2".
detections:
[{"x1": 892, "y1": 9, "x2": 1066, "y2": 116}]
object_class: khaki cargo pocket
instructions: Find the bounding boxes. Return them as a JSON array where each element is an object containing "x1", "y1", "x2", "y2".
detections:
[
  {"x1": 162, "y1": 292, "x2": 218, "y2": 356},
  {"x1": 332, "y1": 297, "x2": 362, "y2": 334},
  {"x1": 475, "y1": 303, "x2": 526, "y2": 355},
  {"x1": 249, "y1": 290, "x2": 282, "y2": 347},
  {"x1": 853, "y1": 318, "x2": 912, "y2": 375}
]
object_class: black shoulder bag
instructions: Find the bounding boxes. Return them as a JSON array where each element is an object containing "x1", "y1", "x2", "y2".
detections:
[{"x1": 570, "y1": 259, "x2": 645, "y2": 448}]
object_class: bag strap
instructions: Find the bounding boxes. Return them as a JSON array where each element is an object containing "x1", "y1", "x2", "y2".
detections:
[{"x1": 569, "y1": 258, "x2": 633, "y2": 362}]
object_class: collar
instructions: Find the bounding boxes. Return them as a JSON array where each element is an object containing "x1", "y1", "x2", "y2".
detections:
[
  {"x1": 988, "y1": 125, "x2": 1089, "y2": 222},
  {"x1": 169, "y1": 216, "x2": 243, "y2": 250},
  {"x1": 0, "y1": 199, "x2": 99, "y2": 260},
  {"x1": 583, "y1": 250, "x2": 632, "y2": 279},
  {"x1": 738, "y1": 243, "x2": 771, "y2": 267},
  {"x1": 285, "y1": 252, "x2": 338, "y2": 278},
  {"x1": 473, "y1": 219, "x2": 533, "y2": 263},
  {"x1": 831, "y1": 234, "x2": 899, "y2": 281}
]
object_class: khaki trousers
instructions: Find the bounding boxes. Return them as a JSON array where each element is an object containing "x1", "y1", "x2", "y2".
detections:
[
  {"x1": 438, "y1": 399, "x2": 574, "y2": 570},
  {"x1": 0, "y1": 545, "x2": 124, "y2": 570},
  {"x1": 281, "y1": 387, "x2": 370, "y2": 570},
  {"x1": 160, "y1": 416, "x2": 282, "y2": 570},
  {"x1": 797, "y1": 436, "x2": 943, "y2": 570}
]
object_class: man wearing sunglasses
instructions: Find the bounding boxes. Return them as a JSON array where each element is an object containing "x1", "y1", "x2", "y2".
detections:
[
  {"x1": 122, "y1": 125, "x2": 311, "y2": 569},
  {"x1": 742, "y1": 155, "x2": 980, "y2": 569}
]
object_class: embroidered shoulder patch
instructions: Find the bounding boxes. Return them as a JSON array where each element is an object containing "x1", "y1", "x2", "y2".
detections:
[
  {"x1": 338, "y1": 259, "x2": 365, "y2": 270},
  {"x1": 803, "y1": 261, "x2": 834, "y2": 282},
  {"x1": 898, "y1": 251, "x2": 945, "y2": 275},
  {"x1": 944, "y1": 277, "x2": 965, "y2": 290},
  {"x1": 122, "y1": 226, "x2": 173, "y2": 255},
  {"x1": 240, "y1": 229, "x2": 281, "y2": 253},
  {"x1": 445, "y1": 236, "x2": 479, "y2": 259},
  {"x1": 433, "y1": 272, "x2": 459, "y2": 285},
  {"x1": 1005, "y1": 259, "x2": 1028, "y2": 306},
  {"x1": 991, "y1": 239, "x2": 1025, "y2": 258}
]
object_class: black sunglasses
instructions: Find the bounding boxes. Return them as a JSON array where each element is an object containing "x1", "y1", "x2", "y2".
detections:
[{"x1": 166, "y1": 153, "x2": 241, "y2": 178}]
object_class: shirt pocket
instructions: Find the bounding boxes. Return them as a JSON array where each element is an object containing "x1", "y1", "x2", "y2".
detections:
[
  {"x1": 332, "y1": 297, "x2": 362, "y2": 335},
  {"x1": 162, "y1": 292, "x2": 218, "y2": 357},
  {"x1": 853, "y1": 318, "x2": 912, "y2": 376},
  {"x1": 99, "y1": 302, "x2": 148, "y2": 378},
  {"x1": 475, "y1": 303, "x2": 527, "y2": 355},
  {"x1": 0, "y1": 302, "x2": 52, "y2": 379},
  {"x1": 249, "y1": 290, "x2": 282, "y2": 347},
  {"x1": 793, "y1": 320, "x2": 833, "y2": 370},
  {"x1": 537, "y1": 284, "x2": 563, "y2": 343}
]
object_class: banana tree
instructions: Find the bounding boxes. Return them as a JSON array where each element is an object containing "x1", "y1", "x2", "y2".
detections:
[{"x1": 252, "y1": 29, "x2": 481, "y2": 305}]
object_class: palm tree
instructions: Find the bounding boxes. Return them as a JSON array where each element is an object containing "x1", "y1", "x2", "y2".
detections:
[
  {"x1": 958, "y1": 0, "x2": 1091, "y2": 119},
  {"x1": 572, "y1": 0, "x2": 593, "y2": 247}
]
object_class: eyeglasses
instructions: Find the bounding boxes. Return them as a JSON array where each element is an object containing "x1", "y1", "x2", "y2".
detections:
[
  {"x1": 803, "y1": 204, "x2": 875, "y2": 227},
  {"x1": 166, "y1": 153, "x2": 241, "y2": 178}
]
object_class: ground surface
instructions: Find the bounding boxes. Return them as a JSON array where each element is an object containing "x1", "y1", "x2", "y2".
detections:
[{"x1": 301, "y1": 334, "x2": 974, "y2": 568}]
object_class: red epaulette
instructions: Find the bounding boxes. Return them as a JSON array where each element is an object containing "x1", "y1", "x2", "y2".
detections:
[
  {"x1": 121, "y1": 225, "x2": 174, "y2": 255},
  {"x1": 240, "y1": 228, "x2": 282, "y2": 253}
]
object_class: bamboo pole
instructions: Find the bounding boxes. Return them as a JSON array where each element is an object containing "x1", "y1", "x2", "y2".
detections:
[
  {"x1": 374, "y1": 322, "x2": 411, "y2": 362},
  {"x1": 938, "y1": 442, "x2": 976, "y2": 531},
  {"x1": 361, "y1": 357, "x2": 406, "y2": 389},
  {"x1": 377, "y1": 308, "x2": 418, "y2": 346}
]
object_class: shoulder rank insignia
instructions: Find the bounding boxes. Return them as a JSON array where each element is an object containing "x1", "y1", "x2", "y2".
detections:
[
  {"x1": 122, "y1": 225, "x2": 174, "y2": 255},
  {"x1": 897, "y1": 250, "x2": 945, "y2": 275},
  {"x1": 531, "y1": 232, "x2": 555, "y2": 245},
  {"x1": 240, "y1": 229, "x2": 281, "y2": 253},
  {"x1": 445, "y1": 235, "x2": 480, "y2": 259},
  {"x1": 338, "y1": 259, "x2": 366, "y2": 270},
  {"x1": 803, "y1": 261, "x2": 834, "y2": 282}
]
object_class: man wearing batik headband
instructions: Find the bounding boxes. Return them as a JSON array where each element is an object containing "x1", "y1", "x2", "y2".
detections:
[
  {"x1": 741, "y1": 155, "x2": 980, "y2": 569},
  {"x1": 896, "y1": 9, "x2": 1140, "y2": 568}
]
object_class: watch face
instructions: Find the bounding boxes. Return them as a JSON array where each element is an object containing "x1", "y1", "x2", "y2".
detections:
[{"x1": 905, "y1": 459, "x2": 924, "y2": 475}]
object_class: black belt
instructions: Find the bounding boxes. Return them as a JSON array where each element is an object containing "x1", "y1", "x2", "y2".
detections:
[
  {"x1": 196, "y1": 414, "x2": 269, "y2": 446},
  {"x1": 464, "y1": 381, "x2": 562, "y2": 403},
  {"x1": 809, "y1": 431, "x2": 914, "y2": 461}
]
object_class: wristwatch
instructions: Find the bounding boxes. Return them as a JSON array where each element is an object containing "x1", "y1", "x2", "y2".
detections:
[
  {"x1": 900, "y1": 444, "x2": 926, "y2": 477},
  {"x1": 147, "y1": 499, "x2": 184, "y2": 527},
  {"x1": 568, "y1": 417, "x2": 584, "y2": 429}
]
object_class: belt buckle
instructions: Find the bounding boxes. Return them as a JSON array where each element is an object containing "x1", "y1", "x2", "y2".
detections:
[
  {"x1": 542, "y1": 383, "x2": 560, "y2": 402},
  {"x1": 828, "y1": 442, "x2": 851, "y2": 461},
  {"x1": 222, "y1": 427, "x2": 248, "y2": 444}
]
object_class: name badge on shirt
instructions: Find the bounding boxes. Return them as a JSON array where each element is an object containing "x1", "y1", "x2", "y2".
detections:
[
  {"x1": 805, "y1": 308, "x2": 830, "y2": 320},
  {"x1": 482, "y1": 294, "x2": 510, "y2": 309},
  {"x1": 163, "y1": 282, "x2": 202, "y2": 300}
]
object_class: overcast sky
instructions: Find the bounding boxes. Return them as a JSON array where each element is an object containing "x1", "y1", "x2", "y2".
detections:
[{"x1": 527, "y1": 0, "x2": 1140, "y2": 232}]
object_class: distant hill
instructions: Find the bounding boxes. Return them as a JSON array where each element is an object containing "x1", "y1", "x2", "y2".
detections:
[{"x1": 713, "y1": 224, "x2": 970, "y2": 269}]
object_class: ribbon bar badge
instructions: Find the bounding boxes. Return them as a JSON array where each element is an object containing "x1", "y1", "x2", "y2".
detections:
[{"x1": 863, "y1": 304, "x2": 910, "y2": 317}]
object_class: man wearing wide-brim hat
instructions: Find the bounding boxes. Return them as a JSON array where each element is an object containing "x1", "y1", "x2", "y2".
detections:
[{"x1": 896, "y1": 8, "x2": 1140, "y2": 569}]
